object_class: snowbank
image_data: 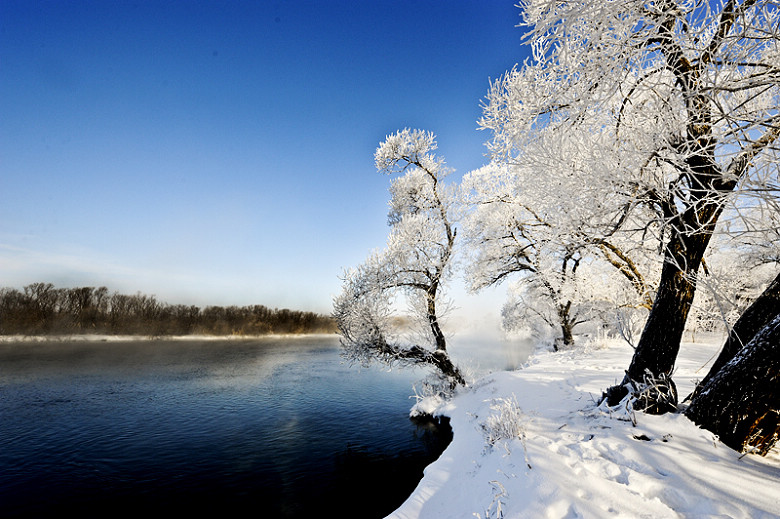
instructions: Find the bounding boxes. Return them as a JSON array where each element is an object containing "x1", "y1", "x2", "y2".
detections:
[{"x1": 390, "y1": 339, "x2": 780, "y2": 518}]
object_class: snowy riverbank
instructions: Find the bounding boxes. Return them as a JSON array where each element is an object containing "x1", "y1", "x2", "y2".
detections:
[{"x1": 391, "y1": 338, "x2": 780, "y2": 518}]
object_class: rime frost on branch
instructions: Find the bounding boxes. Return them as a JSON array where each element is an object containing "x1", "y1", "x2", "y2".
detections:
[{"x1": 472, "y1": 0, "x2": 780, "y2": 355}]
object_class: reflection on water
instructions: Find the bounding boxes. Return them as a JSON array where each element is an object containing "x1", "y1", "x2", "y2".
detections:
[{"x1": 0, "y1": 336, "x2": 460, "y2": 518}]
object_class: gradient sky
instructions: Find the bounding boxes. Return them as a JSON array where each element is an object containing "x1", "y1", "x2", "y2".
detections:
[{"x1": 1, "y1": 0, "x2": 530, "y2": 317}]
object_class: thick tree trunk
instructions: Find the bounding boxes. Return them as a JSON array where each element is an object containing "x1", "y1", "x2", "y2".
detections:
[
  {"x1": 627, "y1": 252, "x2": 698, "y2": 380},
  {"x1": 689, "y1": 271, "x2": 780, "y2": 400},
  {"x1": 685, "y1": 313, "x2": 780, "y2": 456},
  {"x1": 603, "y1": 229, "x2": 710, "y2": 408}
]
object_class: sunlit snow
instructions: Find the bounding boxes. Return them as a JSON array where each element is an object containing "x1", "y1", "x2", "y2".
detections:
[{"x1": 391, "y1": 337, "x2": 780, "y2": 518}]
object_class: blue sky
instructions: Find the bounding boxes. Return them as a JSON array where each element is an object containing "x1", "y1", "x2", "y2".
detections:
[{"x1": 1, "y1": 0, "x2": 529, "y2": 314}]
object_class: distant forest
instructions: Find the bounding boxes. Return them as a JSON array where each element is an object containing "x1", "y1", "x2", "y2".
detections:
[{"x1": 0, "y1": 283, "x2": 336, "y2": 336}]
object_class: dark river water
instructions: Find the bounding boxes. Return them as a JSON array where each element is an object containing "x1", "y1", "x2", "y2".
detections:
[{"x1": 0, "y1": 336, "x2": 468, "y2": 518}]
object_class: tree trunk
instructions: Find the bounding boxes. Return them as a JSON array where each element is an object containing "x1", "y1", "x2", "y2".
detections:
[
  {"x1": 399, "y1": 345, "x2": 465, "y2": 389},
  {"x1": 424, "y1": 288, "x2": 465, "y2": 388},
  {"x1": 627, "y1": 250, "x2": 698, "y2": 381},
  {"x1": 556, "y1": 301, "x2": 575, "y2": 350},
  {"x1": 427, "y1": 288, "x2": 447, "y2": 352},
  {"x1": 430, "y1": 349, "x2": 466, "y2": 389},
  {"x1": 685, "y1": 313, "x2": 780, "y2": 456},
  {"x1": 688, "y1": 271, "x2": 780, "y2": 401},
  {"x1": 560, "y1": 321, "x2": 574, "y2": 348},
  {"x1": 602, "y1": 229, "x2": 710, "y2": 408}
]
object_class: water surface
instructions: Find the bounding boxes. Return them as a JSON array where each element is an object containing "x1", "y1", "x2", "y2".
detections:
[{"x1": 0, "y1": 336, "x2": 456, "y2": 518}]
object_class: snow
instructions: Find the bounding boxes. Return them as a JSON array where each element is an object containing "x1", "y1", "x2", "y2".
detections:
[{"x1": 391, "y1": 338, "x2": 780, "y2": 519}]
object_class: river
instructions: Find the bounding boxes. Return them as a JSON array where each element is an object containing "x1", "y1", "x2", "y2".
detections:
[{"x1": 0, "y1": 334, "x2": 530, "y2": 518}]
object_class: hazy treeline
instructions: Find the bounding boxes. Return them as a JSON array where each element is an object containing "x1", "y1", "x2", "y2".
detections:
[{"x1": 0, "y1": 283, "x2": 336, "y2": 336}]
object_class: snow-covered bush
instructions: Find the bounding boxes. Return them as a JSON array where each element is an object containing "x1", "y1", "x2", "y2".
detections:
[
  {"x1": 481, "y1": 394, "x2": 526, "y2": 445},
  {"x1": 409, "y1": 375, "x2": 457, "y2": 418}
]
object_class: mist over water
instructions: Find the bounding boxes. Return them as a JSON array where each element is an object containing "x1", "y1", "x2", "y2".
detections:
[{"x1": 452, "y1": 334, "x2": 535, "y2": 374}]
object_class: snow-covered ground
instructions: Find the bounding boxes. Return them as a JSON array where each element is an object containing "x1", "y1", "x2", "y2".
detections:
[{"x1": 391, "y1": 338, "x2": 780, "y2": 519}]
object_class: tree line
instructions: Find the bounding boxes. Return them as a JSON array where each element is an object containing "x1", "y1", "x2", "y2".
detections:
[{"x1": 0, "y1": 283, "x2": 336, "y2": 336}]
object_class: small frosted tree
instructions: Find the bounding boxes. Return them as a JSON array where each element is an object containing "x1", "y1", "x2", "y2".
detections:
[
  {"x1": 462, "y1": 157, "x2": 659, "y2": 348},
  {"x1": 462, "y1": 163, "x2": 587, "y2": 347},
  {"x1": 333, "y1": 129, "x2": 465, "y2": 389}
]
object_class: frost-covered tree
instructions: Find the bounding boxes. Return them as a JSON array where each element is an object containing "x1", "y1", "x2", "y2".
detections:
[
  {"x1": 462, "y1": 157, "x2": 659, "y2": 348},
  {"x1": 498, "y1": 257, "x2": 589, "y2": 349},
  {"x1": 333, "y1": 129, "x2": 465, "y2": 388},
  {"x1": 481, "y1": 0, "x2": 780, "y2": 414},
  {"x1": 462, "y1": 163, "x2": 588, "y2": 347}
]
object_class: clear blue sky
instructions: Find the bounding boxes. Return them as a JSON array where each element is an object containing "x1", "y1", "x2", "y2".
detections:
[{"x1": 1, "y1": 0, "x2": 529, "y2": 314}]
